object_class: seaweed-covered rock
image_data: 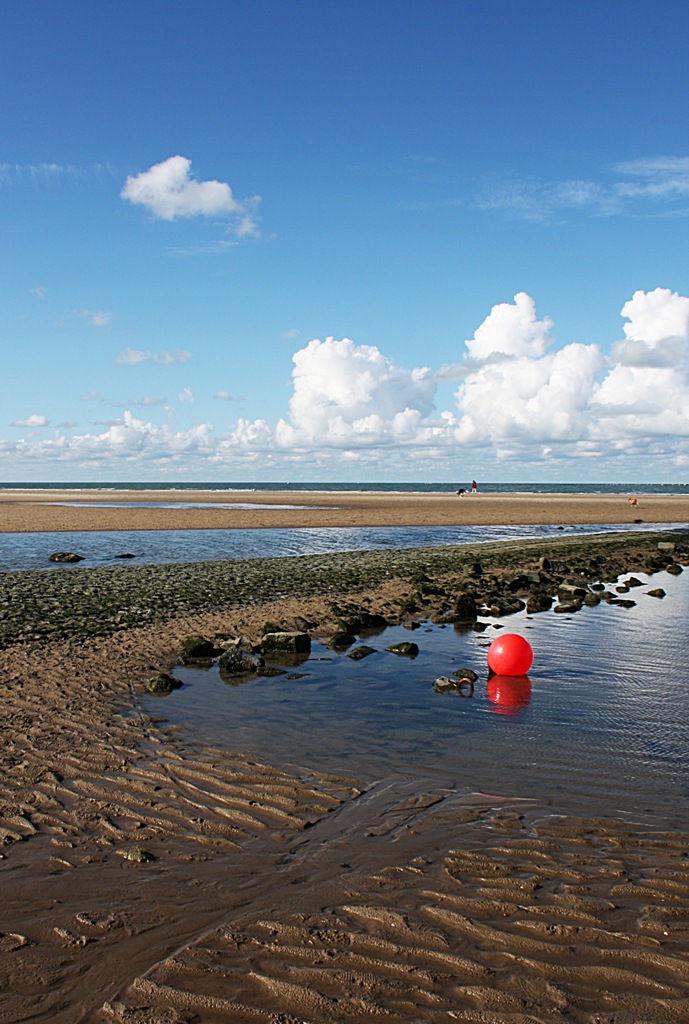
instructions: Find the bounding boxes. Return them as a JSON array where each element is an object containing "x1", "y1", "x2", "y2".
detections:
[
  {"x1": 526, "y1": 590, "x2": 552, "y2": 614},
  {"x1": 218, "y1": 646, "x2": 265, "y2": 676},
  {"x1": 334, "y1": 607, "x2": 388, "y2": 635},
  {"x1": 647, "y1": 588, "x2": 666, "y2": 598},
  {"x1": 146, "y1": 673, "x2": 183, "y2": 695},
  {"x1": 327, "y1": 631, "x2": 357, "y2": 649},
  {"x1": 49, "y1": 552, "x2": 83, "y2": 563},
  {"x1": 385, "y1": 641, "x2": 419, "y2": 658},
  {"x1": 261, "y1": 631, "x2": 311, "y2": 655},
  {"x1": 452, "y1": 666, "x2": 478, "y2": 682},
  {"x1": 666, "y1": 563, "x2": 683, "y2": 576},
  {"x1": 488, "y1": 596, "x2": 526, "y2": 617},
  {"x1": 181, "y1": 635, "x2": 217, "y2": 659},
  {"x1": 347, "y1": 645, "x2": 376, "y2": 661},
  {"x1": 454, "y1": 592, "x2": 478, "y2": 621}
]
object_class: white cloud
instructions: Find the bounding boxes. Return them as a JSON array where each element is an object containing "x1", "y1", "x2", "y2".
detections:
[
  {"x1": 121, "y1": 155, "x2": 260, "y2": 235},
  {"x1": 213, "y1": 390, "x2": 245, "y2": 402},
  {"x1": 4, "y1": 289, "x2": 689, "y2": 476},
  {"x1": 271, "y1": 336, "x2": 436, "y2": 448},
  {"x1": 115, "y1": 347, "x2": 191, "y2": 366},
  {"x1": 11, "y1": 413, "x2": 49, "y2": 428},
  {"x1": 464, "y1": 292, "x2": 554, "y2": 360},
  {"x1": 178, "y1": 387, "x2": 193, "y2": 403},
  {"x1": 79, "y1": 308, "x2": 112, "y2": 328}
]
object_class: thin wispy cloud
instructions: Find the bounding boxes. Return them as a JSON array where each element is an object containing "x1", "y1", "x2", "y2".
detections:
[
  {"x1": 474, "y1": 155, "x2": 689, "y2": 222},
  {"x1": 115, "y1": 347, "x2": 191, "y2": 366},
  {"x1": 0, "y1": 162, "x2": 117, "y2": 186},
  {"x1": 78, "y1": 308, "x2": 112, "y2": 328}
]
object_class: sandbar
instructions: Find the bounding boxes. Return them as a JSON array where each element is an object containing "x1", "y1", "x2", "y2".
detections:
[{"x1": 1, "y1": 487, "x2": 688, "y2": 532}]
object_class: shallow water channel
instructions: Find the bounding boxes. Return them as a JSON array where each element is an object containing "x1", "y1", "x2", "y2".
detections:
[{"x1": 145, "y1": 567, "x2": 689, "y2": 830}]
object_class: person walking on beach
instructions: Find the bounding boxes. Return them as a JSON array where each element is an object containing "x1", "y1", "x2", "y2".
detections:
[{"x1": 471, "y1": 479, "x2": 478, "y2": 493}]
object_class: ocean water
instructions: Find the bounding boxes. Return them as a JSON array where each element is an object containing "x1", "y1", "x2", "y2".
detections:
[
  {"x1": 1, "y1": 480, "x2": 688, "y2": 495},
  {"x1": 1, "y1": 521, "x2": 684, "y2": 573},
  {"x1": 147, "y1": 565, "x2": 689, "y2": 829}
]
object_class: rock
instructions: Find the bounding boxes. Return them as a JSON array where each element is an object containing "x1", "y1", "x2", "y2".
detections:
[
  {"x1": 114, "y1": 553, "x2": 136, "y2": 559},
  {"x1": 347, "y1": 645, "x2": 376, "y2": 661},
  {"x1": 666, "y1": 563, "x2": 683, "y2": 575},
  {"x1": 454, "y1": 592, "x2": 478, "y2": 620},
  {"x1": 49, "y1": 552, "x2": 83, "y2": 563},
  {"x1": 583, "y1": 592, "x2": 601, "y2": 606},
  {"x1": 118, "y1": 846, "x2": 156, "y2": 863},
  {"x1": 261, "y1": 631, "x2": 311, "y2": 655},
  {"x1": 558, "y1": 581, "x2": 587, "y2": 601},
  {"x1": 609, "y1": 598, "x2": 636, "y2": 609},
  {"x1": 488, "y1": 596, "x2": 526, "y2": 616},
  {"x1": 626, "y1": 576, "x2": 644, "y2": 588},
  {"x1": 647, "y1": 588, "x2": 666, "y2": 598},
  {"x1": 658, "y1": 541, "x2": 676, "y2": 551},
  {"x1": 327, "y1": 631, "x2": 357, "y2": 649},
  {"x1": 218, "y1": 646, "x2": 265, "y2": 676},
  {"x1": 526, "y1": 590, "x2": 552, "y2": 613},
  {"x1": 145, "y1": 673, "x2": 183, "y2": 695},
  {"x1": 452, "y1": 666, "x2": 478, "y2": 682},
  {"x1": 402, "y1": 620, "x2": 421, "y2": 630},
  {"x1": 434, "y1": 675, "x2": 473, "y2": 695},
  {"x1": 433, "y1": 676, "x2": 455, "y2": 693},
  {"x1": 385, "y1": 641, "x2": 419, "y2": 657},
  {"x1": 538, "y1": 555, "x2": 551, "y2": 570},
  {"x1": 181, "y1": 635, "x2": 217, "y2": 659},
  {"x1": 335, "y1": 609, "x2": 388, "y2": 635},
  {"x1": 553, "y1": 601, "x2": 582, "y2": 614}
]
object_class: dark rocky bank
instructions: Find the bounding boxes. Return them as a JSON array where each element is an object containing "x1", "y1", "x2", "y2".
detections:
[{"x1": 1, "y1": 529, "x2": 687, "y2": 650}]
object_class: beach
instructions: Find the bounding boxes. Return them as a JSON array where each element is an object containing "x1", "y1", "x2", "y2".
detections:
[
  {"x1": 1, "y1": 487, "x2": 688, "y2": 532},
  {"x1": 1, "y1": 494, "x2": 689, "y2": 1022}
]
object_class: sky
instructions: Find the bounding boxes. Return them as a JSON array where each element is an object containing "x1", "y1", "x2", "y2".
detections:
[{"x1": 1, "y1": 0, "x2": 688, "y2": 484}]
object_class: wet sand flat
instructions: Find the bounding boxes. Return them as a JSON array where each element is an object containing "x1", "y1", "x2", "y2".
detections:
[
  {"x1": 1, "y1": 487, "x2": 688, "y2": 532},
  {"x1": 1, "y1": 517, "x2": 689, "y2": 1022}
]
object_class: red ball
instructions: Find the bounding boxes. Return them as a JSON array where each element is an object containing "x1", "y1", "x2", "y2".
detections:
[{"x1": 487, "y1": 633, "x2": 533, "y2": 676}]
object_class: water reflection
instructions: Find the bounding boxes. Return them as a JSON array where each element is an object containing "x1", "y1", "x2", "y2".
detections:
[
  {"x1": 143, "y1": 567, "x2": 689, "y2": 828},
  {"x1": 486, "y1": 675, "x2": 532, "y2": 715}
]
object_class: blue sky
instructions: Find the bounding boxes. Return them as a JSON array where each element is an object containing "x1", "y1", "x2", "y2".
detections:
[{"x1": 1, "y1": 0, "x2": 687, "y2": 483}]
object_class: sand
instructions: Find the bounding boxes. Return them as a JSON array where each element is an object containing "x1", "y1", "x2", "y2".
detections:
[
  {"x1": 1, "y1": 493, "x2": 689, "y2": 1023},
  {"x1": 1, "y1": 487, "x2": 688, "y2": 532}
]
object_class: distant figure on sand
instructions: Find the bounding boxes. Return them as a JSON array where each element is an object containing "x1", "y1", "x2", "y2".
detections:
[
  {"x1": 455, "y1": 488, "x2": 466, "y2": 496},
  {"x1": 628, "y1": 497, "x2": 638, "y2": 507},
  {"x1": 471, "y1": 480, "x2": 478, "y2": 494}
]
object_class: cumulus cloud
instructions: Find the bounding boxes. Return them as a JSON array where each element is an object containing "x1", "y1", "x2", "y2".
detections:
[
  {"x1": 4, "y1": 288, "x2": 689, "y2": 475},
  {"x1": 464, "y1": 292, "x2": 554, "y2": 360},
  {"x1": 115, "y1": 347, "x2": 191, "y2": 366},
  {"x1": 610, "y1": 288, "x2": 689, "y2": 368},
  {"x1": 270, "y1": 336, "x2": 436, "y2": 449},
  {"x1": 121, "y1": 155, "x2": 260, "y2": 235},
  {"x1": 11, "y1": 414, "x2": 49, "y2": 428}
]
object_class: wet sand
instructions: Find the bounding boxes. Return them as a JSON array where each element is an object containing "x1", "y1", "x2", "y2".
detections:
[
  {"x1": 1, "y1": 487, "x2": 688, "y2": 532},
  {"x1": 1, "y1": 501, "x2": 689, "y2": 1022}
]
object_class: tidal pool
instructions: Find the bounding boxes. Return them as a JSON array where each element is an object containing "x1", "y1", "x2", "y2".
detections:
[{"x1": 145, "y1": 566, "x2": 689, "y2": 829}]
